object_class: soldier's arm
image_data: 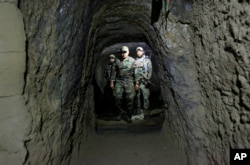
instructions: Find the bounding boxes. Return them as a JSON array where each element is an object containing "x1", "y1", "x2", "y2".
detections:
[
  {"x1": 147, "y1": 59, "x2": 153, "y2": 79},
  {"x1": 132, "y1": 60, "x2": 139, "y2": 84},
  {"x1": 110, "y1": 63, "x2": 117, "y2": 82},
  {"x1": 110, "y1": 64, "x2": 117, "y2": 89},
  {"x1": 134, "y1": 67, "x2": 140, "y2": 84},
  {"x1": 114, "y1": 57, "x2": 121, "y2": 66}
]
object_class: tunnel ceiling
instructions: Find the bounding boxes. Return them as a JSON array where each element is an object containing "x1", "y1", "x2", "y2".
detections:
[{"x1": 88, "y1": 0, "x2": 154, "y2": 53}]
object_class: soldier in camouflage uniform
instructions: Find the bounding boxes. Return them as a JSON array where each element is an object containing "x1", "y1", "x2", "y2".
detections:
[
  {"x1": 104, "y1": 54, "x2": 116, "y2": 81},
  {"x1": 103, "y1": 54, "x2": 117, "y2": 115},
  {"x1": 133, "y1": 47, "x2": 152, "y2": 119},
  {"x1": 110, "y1": 46, "x2": 135, "y2": 123}
]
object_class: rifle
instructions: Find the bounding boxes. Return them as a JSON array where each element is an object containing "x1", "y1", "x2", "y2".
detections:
[{"x1": 138, "y1": 72, "x2": 155, "y2": 87}]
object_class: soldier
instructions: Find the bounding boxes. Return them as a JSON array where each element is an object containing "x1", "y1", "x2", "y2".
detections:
[
  {"x1": 133, "y1": 47, "x2": 152, "y2": 119},
  {"x1": 103, "y1": 54, "x2": 117, "y2": 115},
  {"x1": 104, "y1": 54, "x2": 116, "y2": 81},
  {"x1": 110, "y1": 46, "x2": 135, "y2": 123}
]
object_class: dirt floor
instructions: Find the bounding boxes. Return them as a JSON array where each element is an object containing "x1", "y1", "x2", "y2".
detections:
[
  {"x1": 70, "y1": 113, "x2": 187, "y2": 165},
  {"x1": 71, "y1": 132, "x2": 187, "y2": 165}
]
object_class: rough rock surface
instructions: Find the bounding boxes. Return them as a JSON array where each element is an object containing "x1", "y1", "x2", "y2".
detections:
[
  {"x1": 0, "y1": 0, "x2": 248, "y2": 164},
  {"x1": 20, "y1": 0, "x2": 95, "y2": 164},
  {"x1": 190, "y1": 1, "x2": 250, "y2": 164}
]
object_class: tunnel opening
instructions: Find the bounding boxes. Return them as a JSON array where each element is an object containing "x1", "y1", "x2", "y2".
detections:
[{"x1": 93, "y1": 42, "x2": 165, "y2": 133}]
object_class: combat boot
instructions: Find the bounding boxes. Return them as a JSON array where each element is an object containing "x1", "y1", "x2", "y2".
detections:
[{"x1": 132, "y1": 109, "x2": 144, "y2": 120}]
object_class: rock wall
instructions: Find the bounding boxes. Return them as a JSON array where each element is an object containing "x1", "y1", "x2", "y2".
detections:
[
  {"x1": 152, "y1": 0, "x2": 250, "y2": 164},
  {"x1": 0, "y1": 1, "x2": 30, "y2": 164},
  {"x1": 154, "y1": 0, "x2": 250, "y2": 164},
  {"x1": 152, "y1": 2, "x2": 209, "y2": 164},
  {"x1": 20, "y1": 0, "x2": 95, "y2": 164},
  {"x1": 190, "y1": 0, "x2": 250, "y2": 164}
]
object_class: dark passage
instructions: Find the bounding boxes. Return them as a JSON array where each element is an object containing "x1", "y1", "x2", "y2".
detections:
[{"x1": 94, "y1": 42, "x2": 164, "y2": 133}]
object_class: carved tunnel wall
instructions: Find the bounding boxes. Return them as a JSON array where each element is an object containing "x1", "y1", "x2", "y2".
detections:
[{"x1": 0, "y1": 0, "x2": 249, "y2": 165}]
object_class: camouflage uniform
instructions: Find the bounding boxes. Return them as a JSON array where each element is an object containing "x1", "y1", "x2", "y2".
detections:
[
  {"x1": 134, "y1": 54, "x2": 152, "y2": 115},
  {"x1": 111, "y1": 55, "x2": 135, "y2": 120},
  {"x1": 103, "y1": 55, "x2": 117, "y2": 114},
  {"x1": 104, "y1": 63, "x2": 114, "y2": 81}
]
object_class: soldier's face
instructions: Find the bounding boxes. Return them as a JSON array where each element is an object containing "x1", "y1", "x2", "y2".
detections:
[
  {"x1": 136, "y1": 50, "x2": 144, "y2": 57},
  {"x1": 121, "y1": 51, "x2": 129, "y2": 59},
  {"x1": 109, "y1": 57, "x2": 115, "y2": 63}
]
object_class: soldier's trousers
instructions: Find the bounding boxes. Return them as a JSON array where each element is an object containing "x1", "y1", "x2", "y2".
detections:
[
  {"x1": 135, "y1": 83, "x2": 150, "y2": 111},
  {"x1": 113, "y1": 81, "x2": 135, "y2": 116}
]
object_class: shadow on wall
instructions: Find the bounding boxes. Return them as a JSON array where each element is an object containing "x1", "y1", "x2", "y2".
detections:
[{"x1": 94, "y1": 42, "x2": 163, "y2": 116}]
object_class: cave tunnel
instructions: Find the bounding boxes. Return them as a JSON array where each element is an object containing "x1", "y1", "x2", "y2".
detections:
[
  {"x1": 0, "y1": 0, "x2": 250, "y2": 165},
  {"x1": 94, "y1": 42, "x2": 163, "y2": 117}
]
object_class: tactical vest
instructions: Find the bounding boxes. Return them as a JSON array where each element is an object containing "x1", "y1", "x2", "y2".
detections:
[
  {"x1": 134, "y1": 55, "x2": 152, "y2": 81},
  {"x1": 115, "y1": 56, "x2": 135, "y2": 80}
]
